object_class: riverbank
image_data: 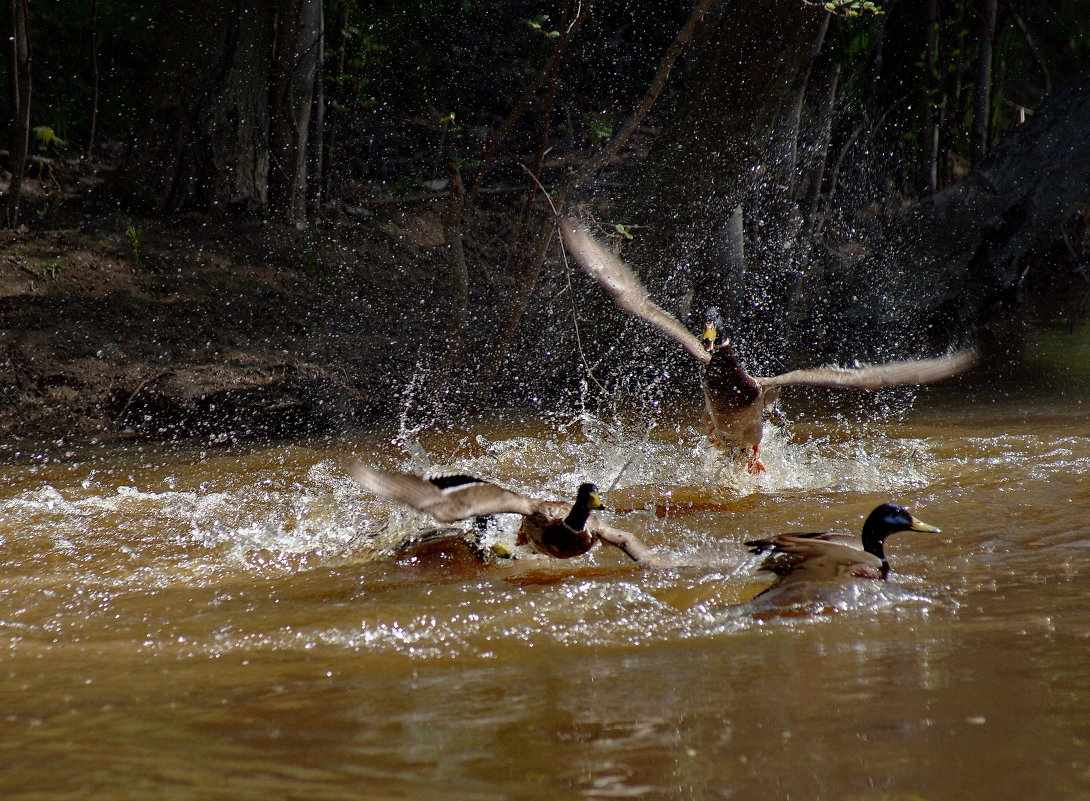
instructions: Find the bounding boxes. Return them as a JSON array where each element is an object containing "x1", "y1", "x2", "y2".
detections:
[{"x1": 0, "y1": 203, "x2": 466, "y2": 445}]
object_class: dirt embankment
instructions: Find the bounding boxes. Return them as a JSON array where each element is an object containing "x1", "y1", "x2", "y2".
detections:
[{"x1": 0, "y1": 206, "x2": 473, "y2": 447}]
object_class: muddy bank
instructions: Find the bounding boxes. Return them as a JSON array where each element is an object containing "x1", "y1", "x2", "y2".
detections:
[
  {"x1": 0, "y1": 209, "x2": 485, "y2": 446},
  {"x1": 1, "y1": 193, "x2": 1078, "y2": 450}
]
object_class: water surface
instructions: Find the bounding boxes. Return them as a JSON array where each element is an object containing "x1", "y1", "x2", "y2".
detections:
[{"x1": 1, "y1": 348, "x2": 1088, "y2": 800}]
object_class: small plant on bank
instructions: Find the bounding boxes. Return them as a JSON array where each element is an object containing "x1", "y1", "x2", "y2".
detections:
[
  {"x1": 125, "y1": 223, "x2": 141, "y2": 270},
  {"x1": 521, "y1": 14, "x2": 559, "y2": 39},
  {"x1": 40, "y1": 262, "x2": 69, "y2": 280}
]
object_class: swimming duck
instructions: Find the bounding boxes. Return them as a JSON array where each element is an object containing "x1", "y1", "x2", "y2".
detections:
[
  {"x1": 347, "y1": 464, "x2": 662, "y2": 565},
  {"x1": 744, "y1": 503, "x2": 941, "y2": 589},
  {"x1": 560, "y1": 218, "x2": 976, "y2": 472}
]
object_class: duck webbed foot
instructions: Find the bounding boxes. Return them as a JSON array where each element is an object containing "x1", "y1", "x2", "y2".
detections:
[{"x1": 746, "y1": 445, "x2": 766, "y2": 474}]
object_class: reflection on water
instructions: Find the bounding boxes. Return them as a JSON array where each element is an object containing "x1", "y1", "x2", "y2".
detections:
[{"x1": 1, "y1": 342, "x2": 1090, "y2": 799}]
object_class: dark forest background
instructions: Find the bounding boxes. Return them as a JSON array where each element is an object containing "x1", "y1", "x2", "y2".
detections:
[{"x1": 1, "y1": 0, "x2": 1088, "y2": 441}]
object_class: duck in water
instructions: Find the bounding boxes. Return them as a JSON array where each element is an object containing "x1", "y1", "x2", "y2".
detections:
[
  {"x1": 744, "y1": 502, "x2": 941, "y2": 592},
  {"x1": 348, "y1": 464, "x2": 663, "y2": 566}
]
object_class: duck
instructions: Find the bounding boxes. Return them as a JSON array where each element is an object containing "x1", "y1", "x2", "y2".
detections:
[
  {"x1": 743, "y1": 503, "x2": 941, "y2": 590},
  {"x1": 560, "y1": 218, "x2": 976, "y2": 472},
  {"x1": 347, "y1": 463, "x2": 663, "y2": 566}
]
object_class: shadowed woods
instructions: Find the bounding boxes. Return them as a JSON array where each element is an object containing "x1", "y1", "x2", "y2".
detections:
[{"x1": 0, "y1": 3, "x2": 1088, "y2": 445}]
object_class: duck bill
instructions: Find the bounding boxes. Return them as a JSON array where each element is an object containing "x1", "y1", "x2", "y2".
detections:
[
  {"x1": 588, "y1": 490, "x2": 604, "y2": 511},
  {"x1": 909, "y1": 516, "x2": 941, "y2": 534},
  {"x1": 701, "y1": 322, "x2": 717, "y2": 352}
]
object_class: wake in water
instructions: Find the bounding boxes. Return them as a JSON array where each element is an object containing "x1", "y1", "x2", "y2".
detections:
[
  {"x1": 367, "y1": 403, "x2": 937, "y2": 514},
  {"x1": 705, "y1": 580, "x2": 942, "y2": 634},
  {"x1": 0, "y1": 388, "x2": 974, "y2": 662}
]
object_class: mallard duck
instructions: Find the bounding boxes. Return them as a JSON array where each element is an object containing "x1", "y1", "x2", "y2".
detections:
[
  {"x1": 347, "y1": 464, "x2": 662, "y2": 565},
  {"x1": 744, "y1": 503, "x2": 941, "y2": 589},
  {"x1": 560, "y1": 218, "x2": 976, "y2": 472}
]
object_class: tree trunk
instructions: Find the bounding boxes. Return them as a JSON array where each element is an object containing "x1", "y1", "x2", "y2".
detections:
[
  {"x1": 86, "y1": 0, "x2": 100, "y2": 159},
  {"x1": 732, "y1": 10, "x2": 830, "y2": 358},
  {"x1": 5, "y1": 0, "x2": 31, "y2": 228},
  {"x1": 814, "y1": 73, "x2": 1090, "y2": 358},
  {"x1": 306, "y1": 18, "x2": 326, "y2": 215},
  {"x1": 971, "y1": 0, "x2": 997, "y2": 167},
  {"x1": 321, "y1": 0, "x2": 348, "y2": 200},
  {"x1": 799, "y1": 57, "x2": 838, "y2": 240},
  {"x1": 269, "y1": 0, "x2": 323, "y2": 228},
  {"x1": 427, "y1": 155, "x2": 470, "y2": 408},
  {"x1": 922, "y1": 0, "x2": 941, "y2": 192},
  {"x1": 623, "y1": 0, "x2": 829, "y2": 339},
  {"x1": 120, "y1": 0, "x2": 321, "y2": 225}
]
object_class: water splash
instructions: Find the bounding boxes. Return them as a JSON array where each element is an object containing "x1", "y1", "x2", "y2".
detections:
[{"x1": 5, "y1": 391, "x2": 1071, "y2": 663}]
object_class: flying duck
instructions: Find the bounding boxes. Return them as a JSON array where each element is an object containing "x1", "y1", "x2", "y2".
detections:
[{"x1": 560, "y1": 218, "x2": 975, "y2": 472}]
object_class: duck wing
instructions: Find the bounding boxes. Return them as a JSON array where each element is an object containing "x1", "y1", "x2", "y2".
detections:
[
  {"x1": 347, "y1": 464, "x2": 537, "y2": 522},
  {"x1": 526, "y1": 499, "x2": 573, "y2": 521},
  {"x1": 750, "y1": 533, "x2": 883, "y2": 583},
  {"x1": 745, "y1": 531, "x2": 858, "y2": 554},
  {"x1": 589, "y1": 518, "x2": 664, "y2": 567},
  {"x1": 561, "y1": 218, "x2": 711, "y2": 364},
  {"x1": 757, "y1": 350, "x2": 976, "y2": 390}
]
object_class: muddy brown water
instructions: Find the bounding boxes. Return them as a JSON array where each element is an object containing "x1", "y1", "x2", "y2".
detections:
[{"x1": 2, "y1": 337, "x2": 1089, "y2": 800}]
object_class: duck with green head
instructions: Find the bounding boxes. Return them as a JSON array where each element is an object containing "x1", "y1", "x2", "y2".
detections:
[
  {"x1": 348, "y1": 464, "x2": 662, "y2": 565},
  {"x1": 744, "y1": 502, "x2": 942, "y2": 589}
]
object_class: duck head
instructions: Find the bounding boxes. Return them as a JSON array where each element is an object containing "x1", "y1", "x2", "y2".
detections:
[
  {"x1": 559, "y1": 483, "x2": 604, "y2": 536},
  {"x1": 701, "y1": 320, "x2": 742, "y2": 361},
  {"x1": 860, "y1": 503, "x2": 941, "y2": 562},
  {"x1": 576, "y1": 483, "x2": 604, "y2": 511}
]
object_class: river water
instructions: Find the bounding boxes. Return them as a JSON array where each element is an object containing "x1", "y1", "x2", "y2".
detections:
[{"x1": 1, "y1": 335, "x2": 1089, "y2": 800}]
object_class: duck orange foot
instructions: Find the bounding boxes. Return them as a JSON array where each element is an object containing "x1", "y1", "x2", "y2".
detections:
[{"x1": 746, "y1": 445, "x2": 766, "y2": 474}]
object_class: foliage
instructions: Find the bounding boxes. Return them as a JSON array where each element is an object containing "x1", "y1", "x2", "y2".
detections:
[
  {"x1": 7, "y1": 0, "x2": 1090, "y2": 227},
  {"x1": 32, "y1": 126, "x2": 68, "y2": 150},
  {"x1": 521, "y1": 14, "x2": 560, "y2": 38},
  {"x1": 325, "y1": 20, "x2": 386, "y2": 114},
  {"x1": 125, "y1": 223, "x2": 141, "y2": 270},
  {"x1": 816, "y1": 0, "x2": 882, "y2": 16},
  {"x1": 587, "y1": 115, "x2": 614, "y2": 142},
  {"x1": 818, "y1": 0, "x2": 1090, "y2": 202},
  {"x1": 7, "y1": 0, "x2": 157, "y2": 147}
]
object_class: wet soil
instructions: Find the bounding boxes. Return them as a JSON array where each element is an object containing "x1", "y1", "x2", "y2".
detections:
[
  {"x1": 0, "y1": 190, "x2": 492, "y2": 445},
  {"x1": 1, "y1": 156, "x2": 1082, "y2": 450}
]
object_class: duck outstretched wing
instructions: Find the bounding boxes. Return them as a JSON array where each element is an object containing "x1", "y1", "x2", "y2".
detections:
[
  {"x1": 758, "y1": 350, "x2": 976, "y2": 390},
  {"x1": 347, "y1": 464, "x2": 536, "y2": 522},
  {"x1": 561, "y1": 218, "x2": 711, "y2": 364},
  {"x1": 590, "y1": 518, "x2": 665, "y2": 567}
]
